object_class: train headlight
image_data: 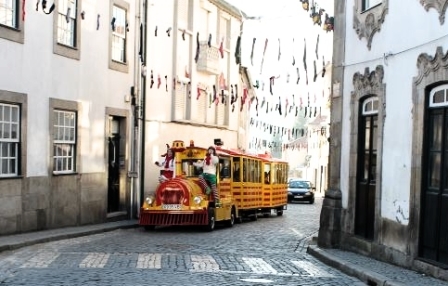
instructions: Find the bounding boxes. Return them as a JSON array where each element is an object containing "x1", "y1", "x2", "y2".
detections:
[
  {"x1": 193, "y1": 196, "x2": 202, "y2": 205},
  {"x1": 145, "y1": 196, "x2": 155, "y2": 205}
]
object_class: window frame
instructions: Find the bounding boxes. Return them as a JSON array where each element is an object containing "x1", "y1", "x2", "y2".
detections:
[
  {"x1": 109, "y1": 0, "x2": 129, "y2": 73},
  {"x1": 50, "y1": 98, "x2": 79, "y2": 175},
  {"x1": 0, "y1": 103, "x2": 20, "y2": 177},
  {"x1": 429, "y1": 84, "x2": 448, "y2": 108},
  {"x1": 0, "y1": 90, "x2": 27, "y2": 179},
  {"x1": 53, "y1": 0, "x2": 81, "y2": 60},
  {"x1": 52, "y1": 110, "x2": 76, "y2": 174},
  {"x1": 0, "y1": 0, "x2": 24, "y2": 43},
  {"x1": 361, "y1": 0, "x2": 382, "y2": 12},
  {"x1": 56, "y1": 0, "x2": 77, "y2": 47}
]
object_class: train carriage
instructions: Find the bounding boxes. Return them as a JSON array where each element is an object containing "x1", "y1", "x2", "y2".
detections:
[
  {"x1": 217, "y1": 147, "x2": 263, "y2": 220},
  {"x1": 139, "y1": 140, "x2": 289, "y2": 231},
  {"x1": 258, "y1": 153, "x2": 288, "y2": 217},
  {"x1": 139, "y1": 140, "x2": 236, "y2": 231}
]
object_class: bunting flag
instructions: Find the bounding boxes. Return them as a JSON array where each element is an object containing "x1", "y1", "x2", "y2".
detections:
[
  {"x1": 278, "y1": 38, "x2": 281, "y2": 61},
  {"x1": 41, "y1": 0, "x2": 55, "y2": 14},
  {"x1": 194, "y1": 32, "x2": 200, "y2": 63},
  {"x1": 250, "y1": 38, "x2": 256, "y2": 66},
  {"x1": 139, "y1": 23, "x2": 144, "y2": 63},
  {"x1": 296, "y1": 67, "x2": 300, "y2": 84},
  {"x1": 22, "y1": 0, "x2": 26, "y2": 21},
  {"x1": 260, "y1": 38, "x2": 268, "y2": 75},
  {"x1": 303, "y1": 38, "x2": 308, "y2": 85},
  {"x1": 165, "y1": 75, "x2": 168, "y2": 92},
  {"x1": 322, "y1": 56, "x2": 326, "y2": 77},
  {"x1": 235, "y1": 36, "x2": 241, "y2": 65},
  {"x1": 150, "y1": 70, "x2": 154, "y2": 88},
  {"x1": 219, "y1": 37, "x2": 224, "y2": 58},
  {"x1": 292, "y1": 38, "x2": 296, "y2": 66}
]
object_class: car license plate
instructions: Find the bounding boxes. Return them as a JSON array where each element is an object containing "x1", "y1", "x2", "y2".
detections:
[
  {"x1": 294, "y1": 195, "x2": 304, "y2": 199},
  {"x1": 162, "y1": 204, "x2": 181, "y2": 210}
]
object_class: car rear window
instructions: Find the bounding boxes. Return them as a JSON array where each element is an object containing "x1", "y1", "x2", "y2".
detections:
[{"x1": 289, "y1": 181, "x2": 310, "y2": 188}]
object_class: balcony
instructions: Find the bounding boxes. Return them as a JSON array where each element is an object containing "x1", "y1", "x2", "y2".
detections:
[{"x1": 196, "y1": 41, "x2": 220, "y2": 75}]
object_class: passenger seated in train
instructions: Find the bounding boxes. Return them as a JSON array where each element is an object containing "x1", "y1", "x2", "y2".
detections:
[
  {"x1": 193, "y1": 146, "x2": 220, "y2": 206},
  {"x1": 155, "y1": 148, "x2": 175, "y2": 183}
]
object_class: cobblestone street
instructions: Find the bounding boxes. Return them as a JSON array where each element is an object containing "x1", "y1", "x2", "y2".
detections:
[{"x1": 0, "y1": 197, "x2": 366, "y2": 285}]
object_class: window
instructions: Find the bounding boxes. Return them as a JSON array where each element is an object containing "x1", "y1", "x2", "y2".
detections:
[
  {"x1": 57, "y1": 0, "x2": 77, "y2": 47},
  {"x1": 0, "y1": 0, "x2": 24, "y2": 43},
  {"x1": 109, "y1": 0, "x2": 129, "y2": 72},
  {"x1": 362, "y1": 97, "x2": 379, "y2": 115},
  {"x1": 362, "y1": 0, "x2": 381, "y2": 11},
  {"x1": 0, "y1": 0, "x2": 16, "y2": 27},
  {"x1": 111, "y1": 5, "x2": 126, "y2": 63},
  {"x1": 0, "y1": 103, "x2": 20, "y2": 177},
  {"x1": 53, "y1": 110, "x2": 76, "y2": 173},
  {"x1": 219, "y1": 14, "x2": 230, "y2": 50},
  {"x1": 429, "y1": 85, "x2": 448, "y2": 108},
  {"x1": 53, "y1": 0, "x2": 81, "y2": 59}
]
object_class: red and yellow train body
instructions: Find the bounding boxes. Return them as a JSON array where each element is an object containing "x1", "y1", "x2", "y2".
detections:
[
  {"x1": 139, "y1": 140, "x2": 288, "y2": 230},
  {"x1": 139, "y1": 142, "x2": 235, "y2": 230}
]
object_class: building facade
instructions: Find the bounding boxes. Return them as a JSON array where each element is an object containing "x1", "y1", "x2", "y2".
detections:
[
  {"x1": 0, "y1": 0, "x2": 249, "y2": 235},
  {"x1": 321, "y1": 0, "x2": 448, "y2": 280},
  {"x1": 0, "y1": 0, "x2": 139, "y2": 234},
  {"x1": 140, "y1": 0, "x2": 249, "y2": 199}
]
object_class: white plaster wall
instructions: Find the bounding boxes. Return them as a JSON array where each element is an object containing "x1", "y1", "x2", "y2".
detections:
[
  {"x1": 0, "y1": 0, "x2": 136, "y2": 176},
  {"x1": 145, "y1": 0, "x2": 175, "y2": 121},
  {"x1": 141, "y1": 0, "x2": 245, "y2": 192},
  {"x1": 341, "y1": 0, "x2": 448, "y2": 223}
]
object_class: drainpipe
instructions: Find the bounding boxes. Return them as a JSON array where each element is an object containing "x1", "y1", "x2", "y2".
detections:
[
  {"x1": 129, "y1": 0, "x2": 143, "y2": 219},
  {"x1": 138, "y1": 0, "x2": 148, "y2": 215}
]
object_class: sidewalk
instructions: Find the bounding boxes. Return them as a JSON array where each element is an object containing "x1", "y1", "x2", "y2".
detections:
[
  {"x1": 307, "y1": 244, "x2": 448, "y2": 286},
  {"x1": 1, "y1": 220, "x2": 447, "y2": 285}
]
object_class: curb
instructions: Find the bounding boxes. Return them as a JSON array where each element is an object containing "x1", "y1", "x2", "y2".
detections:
[
  {"x1": 307, "y1": 245, "x2": 406, "y2": 286},
  {"x1": 0, "y1": 221, "x2": 139, "y2": 253}
]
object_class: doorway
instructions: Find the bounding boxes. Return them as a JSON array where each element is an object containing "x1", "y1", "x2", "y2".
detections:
[
  {"x1": 355, "y1": 97, "x2": 378, "y2": 240},
  {"x1": 420, "y1": 84, "x2": 448, "y2": 265},
  {"x1": 107, "y1": 117, "x2": 123, "y2": 213}
]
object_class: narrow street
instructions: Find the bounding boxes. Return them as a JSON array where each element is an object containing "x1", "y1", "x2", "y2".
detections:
[{"x1": 0, "y1": 196, "x2": 365, "y2": 286}]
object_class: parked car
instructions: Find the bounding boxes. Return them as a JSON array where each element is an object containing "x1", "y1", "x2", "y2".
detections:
[{"x1": 287, "y1": 179, "x2": 315, "y2": 204}]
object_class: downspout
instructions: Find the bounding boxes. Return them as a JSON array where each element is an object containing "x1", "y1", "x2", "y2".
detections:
[
  {"x1": 138, "y1": 0, "x2": 148, "y2": 215},
  {"x1": 130, "y1": 0, "x2": 143, "y2": 219}
]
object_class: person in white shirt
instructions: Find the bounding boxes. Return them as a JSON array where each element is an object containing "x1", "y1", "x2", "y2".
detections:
[
  {"x1": 194, "y1": 146, "x2": 220, "y2": 206},
  {"x1": 155, "y1": 148, "x2": 175, "y2": 183}
]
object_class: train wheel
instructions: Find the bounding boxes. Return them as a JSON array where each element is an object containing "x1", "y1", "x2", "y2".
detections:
[
  {"x1": 144, "y1": 225, "x2": 155, "y2": 231},
  {"x1": 225, "y1": 208, "x2": 236, "y2": 227},
  {"x1": 205, "y1": 208, "x2": 215, "y2": 231}
]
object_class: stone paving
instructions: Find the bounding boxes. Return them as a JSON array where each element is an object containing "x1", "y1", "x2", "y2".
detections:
[{"x1": 0, "y1": 197, "x2": 447, "y2": 285}]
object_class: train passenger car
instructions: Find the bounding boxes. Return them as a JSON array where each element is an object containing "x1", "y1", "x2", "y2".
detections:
[
  {"x1": 216, "y1": 147, "x2": 289, "y2": 219},
  {"x1": 258, "y1": 153, "x2": 288, "y2": 216},
  {"x1": 139, "y1": 140, "x2": 236, "y2": 231}
]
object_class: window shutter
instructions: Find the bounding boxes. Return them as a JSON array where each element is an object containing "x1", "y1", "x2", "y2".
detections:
[{"x1": 174, "y1": 86, "x2": 186, "y2": 120}]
